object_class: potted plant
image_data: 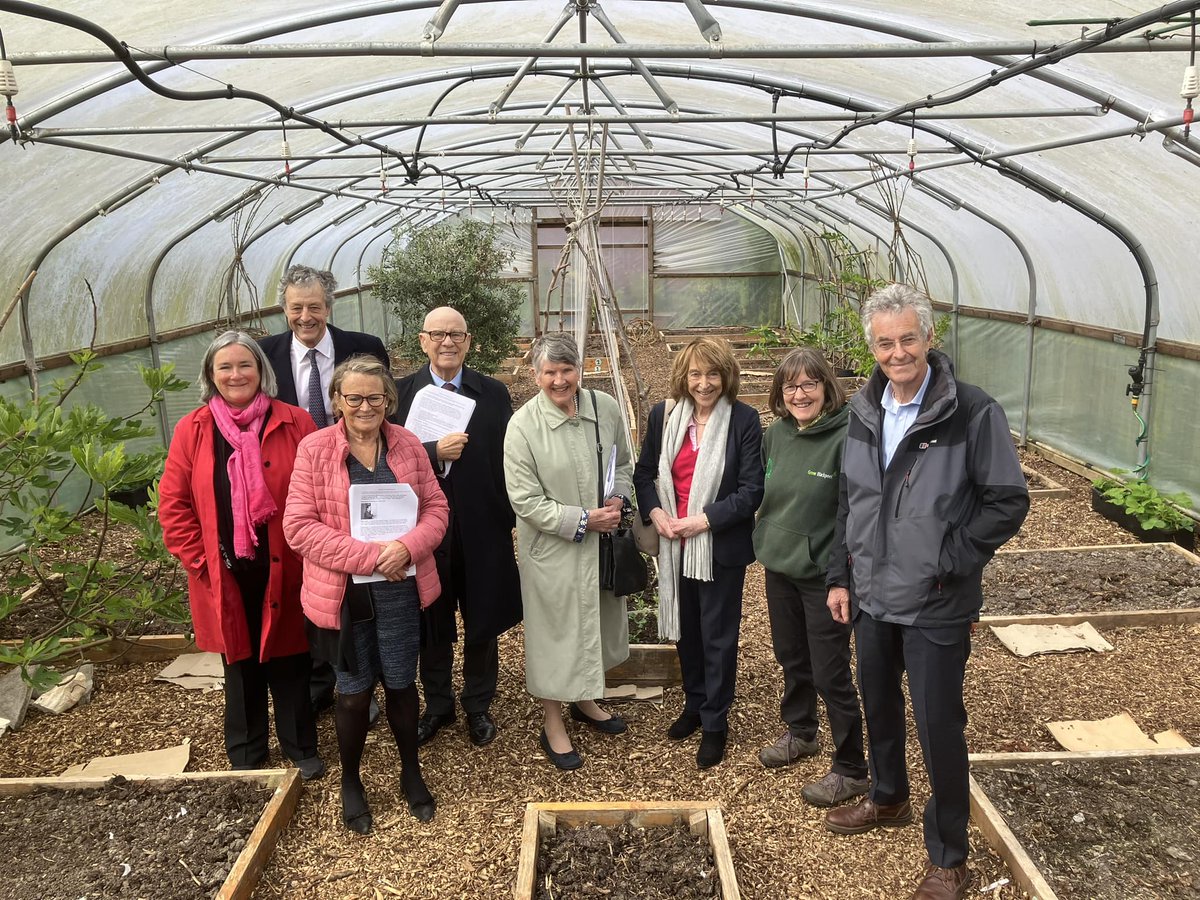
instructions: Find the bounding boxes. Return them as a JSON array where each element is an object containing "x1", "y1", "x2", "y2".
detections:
[{"x1": 1091, "y1": 472, "x2": 1196, "y2": 551}]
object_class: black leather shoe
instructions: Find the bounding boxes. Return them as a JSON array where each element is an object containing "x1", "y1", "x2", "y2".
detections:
[
  {"x1": 467, "y1": 711, "x2": 498, "y2": 746},
  {"x1": 697, "y1": 729, "x2": 727, "y2": 769},
  {"x1": 569, "y1": 702, "x2": 627, "y2": 734},
  {"x1": 666, "y1": 711, "x2": 702, "y2": 741},
  {"x1": 295, "y1": 755, "x2": 326, "y2": 781},
  {"x1": 417, "y1": 711, "x2": 456, "y2": 746},
  {"x1": 539, "y1": 728, "x2": 583, "y2": 770}
]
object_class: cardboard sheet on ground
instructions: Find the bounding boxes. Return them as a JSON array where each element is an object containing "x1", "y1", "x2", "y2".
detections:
[
  {"x1": 1046, "y1": 712, "x2": 1193, "y2": 751},
  {"x1": 155, "y1": 652, "x2": 224, "y2": 691},
  {"x1": 990, "y1": 622, "x2": 1113, "y2": 657},
  {"x1": 61, "y1": 739, "x2": 191, "y2": 776},
  {"x1": 603, "y1": 684, "x2": 663, "y2": 702},
  {"x1": 31, "y1": 663, "x2": 94, "y2": 714}
]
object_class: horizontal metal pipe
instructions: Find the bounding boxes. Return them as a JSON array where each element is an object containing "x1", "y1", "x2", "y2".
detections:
[
  {"x1": 7, "y1": 37, "x2": 1182, "y2": 65},
  {"x1": 30, "y1": 106, "x2": 1105, "y2": 136},
  {"x1": 198, "y1": 146, "x2": 964, "y2": 160}
]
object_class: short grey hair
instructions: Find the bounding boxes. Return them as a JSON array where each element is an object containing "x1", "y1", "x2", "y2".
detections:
[
  {"x1": 530, "y1": 332, "x2": 581, "y2": 374},
  {"x1": 198, "y1": 331, "x2": 277, "y2": 402},
  {"x1": 861, "y1": 283, "x2": 934, "y2": 346},
  {"x1": 279, "y1": 264, "x2": 336, "y2": 308}
]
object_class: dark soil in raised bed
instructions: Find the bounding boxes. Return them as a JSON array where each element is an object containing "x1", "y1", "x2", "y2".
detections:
[
  {"x1": 535, "y1": 820, "x2": 721, "y2": 899},
  {"x1": 973, "y1": 756, "x2": 1200, "y2": 899},
  {"x1": 981, "y1": 545, "x2": 1200, "y2": 616},
  {"x1": 3, "y1": 775, "x2": 271, "y2": 900}
]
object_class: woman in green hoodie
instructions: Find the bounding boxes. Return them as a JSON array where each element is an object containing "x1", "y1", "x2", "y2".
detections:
[{"x1": 753, "y1": 348, "x2": 868, "y2": 808}]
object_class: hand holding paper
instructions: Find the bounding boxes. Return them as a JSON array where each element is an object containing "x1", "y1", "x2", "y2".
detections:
[{"x1": 375, "y1": 540, "x2": 412, "y2": 581}]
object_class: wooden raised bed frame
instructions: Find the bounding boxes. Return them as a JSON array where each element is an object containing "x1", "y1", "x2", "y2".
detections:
[
  {"x1": 0, "y1": 768, "x2": 301, "y2": 900},
  {"x1": 969, "y1": 746, "x2": 1200, "y2": 900},
  {"x1": 1021, "y1": 464, "x2": 1071, "y2": 500},
  {"x1": 606, "y1": 643, "x2": 681, "y2": 687},
  {"x1": 0, "y1": 634, "x2": 197, "y2": 665},
  {"x1": 514, "y1": 800, "x2": 739, "y2": 900},
  {"x1": 981, "y1": 542, "x2": 1200, "y2": 628}
]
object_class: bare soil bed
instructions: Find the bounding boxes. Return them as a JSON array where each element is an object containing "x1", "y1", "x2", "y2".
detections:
[
  {"x1": 982, "y1": 545, "x2": 1200, "y2": 616},
  {"x1": 535, "y1": 820, "x2": 720, "y2": 899},
  {"x1": 2, "y1": 775, "x2": 269, "y2": 900},
  {"x1": 973, "y1": 756, "x2": 1200, "y2": 899}
]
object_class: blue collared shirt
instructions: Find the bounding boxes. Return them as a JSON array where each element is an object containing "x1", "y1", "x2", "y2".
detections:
[
  {"x1": 880, "y1": 365, "x2": 932, "y2": 469},
  {"x1": 429, "y1": 367, "x2": 463, "y2": 391}
]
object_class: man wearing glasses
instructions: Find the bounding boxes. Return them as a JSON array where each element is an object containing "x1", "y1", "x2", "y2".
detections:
[
  {"x1": 393, "y1": 307, "x2": 522, "y2": 749},
  {"x1": 823, "y1": 283, "x2": 1028, "y2": 900},
  {"x1": 260, "y1": 264, "x2": 390, "y2": 720}
]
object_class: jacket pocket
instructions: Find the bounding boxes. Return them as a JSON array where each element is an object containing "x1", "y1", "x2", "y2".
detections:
[
  {"x1": 753, "y1": 518, "x2": 816, "y2": 581},
  {"x1": 883, "y1": 515, "x2": 946, "y2": 602}
]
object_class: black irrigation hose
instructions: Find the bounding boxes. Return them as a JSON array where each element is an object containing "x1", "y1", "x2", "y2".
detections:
[
  {"x1": 779, "y1": 0, "x2": 1200, "y2": 168},
  {"x1": 0, "y1": 0, "x2": 420, "y2": 173}
]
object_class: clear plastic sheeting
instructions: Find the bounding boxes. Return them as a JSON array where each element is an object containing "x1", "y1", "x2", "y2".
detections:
[{"x1": 0, "y1": 0, "x2": 1197, "y2": 503}]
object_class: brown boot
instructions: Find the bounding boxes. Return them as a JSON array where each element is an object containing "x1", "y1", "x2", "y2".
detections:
[
  {"x1": 911, "y1": 863, "x2": 972, "y2": 899},
  {"x1": 824, "y1": 796, "x2": 913, "y2": 834}
]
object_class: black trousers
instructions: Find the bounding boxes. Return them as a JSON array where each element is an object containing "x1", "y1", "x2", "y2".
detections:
[
  {"x1": 764, "y1": 570, "x2": 866, "y2": 779},
  {"x1": 855, "y1": 610, "x2": 972, "y2": 869},
  {"x1": 676, "y1": 562, "x2": 745, "y2": 732},
  {"x1": 419, "y1": 636, "x2": 499, "y2": 716},
  {"x1": 309, "y1": 659, "x2": 337, "y2": 710},
  {"x1": 418, "y1": 520, "x2": 499, "y2": 716},
  {"x1": 222, "y1": 566, "x2": 317, "y2": 767}
]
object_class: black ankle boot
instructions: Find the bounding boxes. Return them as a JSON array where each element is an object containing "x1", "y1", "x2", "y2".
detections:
[{"x1": 697, "y1": 729, "x2": 727, "y2": 769}]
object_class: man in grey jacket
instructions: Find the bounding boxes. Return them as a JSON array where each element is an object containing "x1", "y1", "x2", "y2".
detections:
[{"x1": 823, "y1": 284, "x2": 1029, "y2": 900}]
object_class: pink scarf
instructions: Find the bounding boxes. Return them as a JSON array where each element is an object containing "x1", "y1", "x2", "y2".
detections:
[{"x1": 208, "y1": 392, "x2": 277, "y2": 559}]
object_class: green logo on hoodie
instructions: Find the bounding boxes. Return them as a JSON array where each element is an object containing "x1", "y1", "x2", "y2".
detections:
[{"x1": 765, "y1": 458, "x2": 775, "y2": 480}]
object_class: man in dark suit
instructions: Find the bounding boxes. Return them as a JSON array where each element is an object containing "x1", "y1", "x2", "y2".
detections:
[
  {"x1": 259, "y1": 264, "x2": 390, "y2": 718},
  {"x1": 393, "y1": 306, "x2": 522, "y2": 748}
]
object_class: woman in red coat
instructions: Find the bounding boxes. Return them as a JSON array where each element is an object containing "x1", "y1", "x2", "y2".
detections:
[{"x1": 159, "y1": 331, "x2": 324, "y2": 779}]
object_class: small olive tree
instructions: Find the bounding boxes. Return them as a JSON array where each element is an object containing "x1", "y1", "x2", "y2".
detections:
[{"x1": 370, "y1": 217, "x2": 524, "y2": 374}]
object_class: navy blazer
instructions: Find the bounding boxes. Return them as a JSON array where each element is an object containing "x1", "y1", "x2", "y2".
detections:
[
  {"x1": 259, "y1": 323, "x2": 390, "y2": 406},
  {"x1": 633, "y1": 399, "x2": 765, "y2": 569}
]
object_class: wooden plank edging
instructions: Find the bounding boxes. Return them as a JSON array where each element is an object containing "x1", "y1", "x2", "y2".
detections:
[
  {"x1": 0, "y1": 768, "x2": 299, "y2": 900},
  {"x1": 982, "y1": 542, "x2": 1200, "y2": 627},
  {"x1": 513, "y1": 801, "x2": 739, "y2": 900},
  {"x1": 217, "y1": 768, "x2": 302, "y2": 900},
  {"x1": 0, "y1": 634, "x2": 196, "y2": 665},
  {"x1": 605, "y1": 644, "x2": 681, "y2": 687},
  {"x1": 968, "y1": 747, "x2": 1200, "y2": 900},
  {"x1": 968, "y1": 775, "x2": 1059, "y2": 900}
]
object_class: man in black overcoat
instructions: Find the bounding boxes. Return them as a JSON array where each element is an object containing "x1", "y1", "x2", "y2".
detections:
[
  {"x1": 393, "y1": 306, "x2": 522, "y2": 747},
  {"x1": 259, "y1": 264, "x2": 390, "y2": 718}
]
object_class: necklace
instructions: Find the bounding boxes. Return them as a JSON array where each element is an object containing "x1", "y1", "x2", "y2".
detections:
[
  {"x1": 351, "y1": 435, "x2": 380, "y2": 472},
  {"x1": 692, "y1": 413, "x2": 710, "y2": 426}
]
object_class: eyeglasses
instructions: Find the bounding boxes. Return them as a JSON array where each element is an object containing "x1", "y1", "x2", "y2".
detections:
[
  {"x1": 871, "y1": 334, "x2": 924, "y2": 354},
  {"x1": 421, "y1": 330, "x2": 469, "y2": 344},
  {"x1": 338, "y1": 393, "x2": 387, "y2": 409},
  {"x1": 782, "y1": 380, "x2": 820, "y2": 395}
]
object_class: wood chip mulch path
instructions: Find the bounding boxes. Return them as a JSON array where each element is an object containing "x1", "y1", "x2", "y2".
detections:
[{"x1": 2, "y1": 337, "x2": 1196, "y2": 899}]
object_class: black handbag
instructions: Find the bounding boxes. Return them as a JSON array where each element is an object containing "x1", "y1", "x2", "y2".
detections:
[{"x1": 590, "y1": 390, "x2": 649, "y2": 597}]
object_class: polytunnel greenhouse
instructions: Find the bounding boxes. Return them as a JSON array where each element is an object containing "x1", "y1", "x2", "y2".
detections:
[{"x1": 2, "y1": 2, "x2": 1200, "y2": 899}]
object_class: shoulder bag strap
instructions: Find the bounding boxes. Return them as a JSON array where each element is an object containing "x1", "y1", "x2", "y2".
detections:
[{"x1": 589, "y1": 389, "x2": 604, "y2": 506}]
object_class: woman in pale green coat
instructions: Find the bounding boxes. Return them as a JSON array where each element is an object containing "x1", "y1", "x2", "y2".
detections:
[{"x1": 503, "y1": 332, "x2": 632, "y2": 770}]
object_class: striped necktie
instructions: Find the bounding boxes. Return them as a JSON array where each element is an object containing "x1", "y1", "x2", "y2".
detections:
[{"x1": 306, "y1": 348, "x2": 328, "y2": 428}]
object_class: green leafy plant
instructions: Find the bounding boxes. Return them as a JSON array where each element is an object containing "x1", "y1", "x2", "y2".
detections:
[
  {"x1": 0, "y1": 349, "x2": 191, "y2": 686},
  {"x1": 1092, "y1": 472, "x2": 1195, "y2": 534},
  {"x1": 370, "y1": 217, "x2": 524, "y2": 374}
]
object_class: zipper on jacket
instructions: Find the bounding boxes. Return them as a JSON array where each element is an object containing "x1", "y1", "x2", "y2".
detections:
[{"x1": 894, "y1": 467, "x2": 912, "y2": 517}]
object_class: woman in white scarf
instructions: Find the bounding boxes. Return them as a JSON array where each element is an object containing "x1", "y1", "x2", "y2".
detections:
[{"x1": 633, "y1": 337, "x2": 764, "y2": 769}]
